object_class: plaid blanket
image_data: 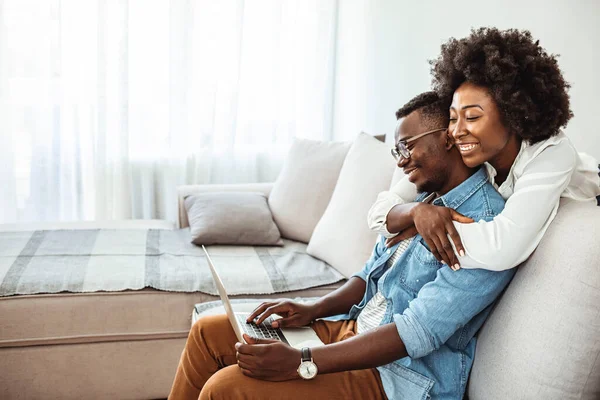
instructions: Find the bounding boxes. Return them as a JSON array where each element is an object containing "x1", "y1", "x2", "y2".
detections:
[{"x1": 0, "y1": 229, "x2": 344, "y2": 297}]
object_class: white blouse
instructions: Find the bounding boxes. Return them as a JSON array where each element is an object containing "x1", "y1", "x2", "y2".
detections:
[{"x1": 367, "y1": 131, "x2": 600, "y2": 271}]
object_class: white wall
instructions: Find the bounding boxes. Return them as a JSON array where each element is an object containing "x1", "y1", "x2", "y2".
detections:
[{"x1": 333, "y1": 0, "x2": 600, "y2": 160}]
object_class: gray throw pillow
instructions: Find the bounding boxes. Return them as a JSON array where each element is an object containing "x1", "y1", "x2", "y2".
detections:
[{"x1": 184, "y1": 192, "x2": 283, "y2": 246}]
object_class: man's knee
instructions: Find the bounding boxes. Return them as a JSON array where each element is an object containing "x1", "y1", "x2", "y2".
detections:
[
  {"x1": 190, "y1": 314, "x2": 231, "y2": 342},
  {"x1": 199, "y1": 366, "x2": 247, "y2": 400}
]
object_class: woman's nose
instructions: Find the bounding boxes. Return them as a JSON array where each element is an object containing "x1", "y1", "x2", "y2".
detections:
[{"x1": 451, "y1": 118, "x2": 468, "y2": 141}]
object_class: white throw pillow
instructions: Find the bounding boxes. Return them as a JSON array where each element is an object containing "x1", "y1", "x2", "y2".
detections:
[
  {"x1": 390, "y1": 164, "x2": 405, "y2": 188},
  {"x1": 307, "y1": 133, "x2": 396, "y2": 278},
  {"x1": 268, "y1": 138, "x2": 351, "y2": 243}
]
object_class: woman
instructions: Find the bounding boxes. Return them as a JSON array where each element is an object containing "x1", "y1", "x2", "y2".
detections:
[{"x1": 368, "y1": 27, "x2": 600, "y2": 270}]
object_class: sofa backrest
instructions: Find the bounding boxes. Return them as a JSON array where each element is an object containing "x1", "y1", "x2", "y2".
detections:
[{"x1": 468, "y1": 199, "x2": 600, "y2": 400}]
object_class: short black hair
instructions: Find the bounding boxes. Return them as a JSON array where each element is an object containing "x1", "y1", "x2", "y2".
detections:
[
  {"x1": 395, "y1": 91, "x2": 451, "y2": 129},
  {"x1": 430, "y1": 27, "x2": 573, "y2": 144}
]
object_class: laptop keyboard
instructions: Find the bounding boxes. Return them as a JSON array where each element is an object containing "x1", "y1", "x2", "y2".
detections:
[{"x1": 236, "y1": 314, "x2": 289, "y2": 345}]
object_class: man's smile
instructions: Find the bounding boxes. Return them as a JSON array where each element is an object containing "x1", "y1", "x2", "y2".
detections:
[{"x1": 403, "y1": 167, "x2": 418, "y2": 176}]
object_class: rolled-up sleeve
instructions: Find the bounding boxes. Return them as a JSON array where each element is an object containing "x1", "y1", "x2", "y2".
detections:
[
  {"x1": 394, "y1": 266, "x2": 515, "y2": 359},
  {"x1": 351, "y1": 267, "x2": 369, "y2": 282}
]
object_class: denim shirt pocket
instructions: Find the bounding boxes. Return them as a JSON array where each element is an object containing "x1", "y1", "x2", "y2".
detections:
[
  {"x1": 379, "y1": 362, "x2": 434, "y2": 400},
  {"x1": 399, "y1": 240, "x2": 441, "y2": 294}
]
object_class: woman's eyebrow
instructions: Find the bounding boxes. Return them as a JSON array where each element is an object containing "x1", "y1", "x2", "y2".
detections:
[{"x1": 462, "y1": 104, "x2": 484, "y2": 111}]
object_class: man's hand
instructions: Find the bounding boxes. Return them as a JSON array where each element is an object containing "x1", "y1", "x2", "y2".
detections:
[
  {"x1": 235, "y1": 334, "x2": 302, "y2": 381},
  {"x1": 385, "y1": 226, "x2": 418, "y2": 247},
  {"x1": 246, "y1": 300, "x2": 318, "y2": 328}
]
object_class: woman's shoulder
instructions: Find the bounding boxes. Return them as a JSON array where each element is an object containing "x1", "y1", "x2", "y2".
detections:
[
  {"x1": 513, "y1": 131, "x2": 600, "y2": 199},
  {"x1": 515, "y1": 131, "x2": 577, "y2": 173},
  {"x1": 524, "y1": 130, "x2": 576, "y2": 157}
]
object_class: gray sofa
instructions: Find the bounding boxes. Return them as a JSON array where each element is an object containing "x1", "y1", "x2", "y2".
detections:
[
  {"x1": 179, "y1": 135, "x2": 600, "y2": 399},
  {"x1": 1, "y1": 133, "x2": 598, "y2": 399},
  {"x1": 180, "y1": 188, "x2": 600, "y2": 400}
]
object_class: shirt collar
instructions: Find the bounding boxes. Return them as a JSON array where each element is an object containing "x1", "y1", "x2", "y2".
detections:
[
  {"x1": 416, "y1": 166, "x2": 489, "y2": 209},
  {"x1": 483, "y1": 139, "x2": 527, "y2": 189}
]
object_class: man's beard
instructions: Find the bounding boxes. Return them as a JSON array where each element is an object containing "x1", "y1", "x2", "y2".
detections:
[{"x1": 416, "y1": 169, "x2": 447, "y2": 194}]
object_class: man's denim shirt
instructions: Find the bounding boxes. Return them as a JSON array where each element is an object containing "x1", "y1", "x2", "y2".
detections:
[{"x1": 330, "y1": 167, "x2": 516, "y2": 400}]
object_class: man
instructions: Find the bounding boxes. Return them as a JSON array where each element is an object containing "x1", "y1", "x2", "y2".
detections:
[{"x1": 168, "y1": 92, "x2": 515, "y2": 400}]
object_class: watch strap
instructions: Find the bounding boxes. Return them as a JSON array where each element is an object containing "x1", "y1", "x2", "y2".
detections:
[{"x1": 301, "y1": 347, "x2": 312, "y2": 362}]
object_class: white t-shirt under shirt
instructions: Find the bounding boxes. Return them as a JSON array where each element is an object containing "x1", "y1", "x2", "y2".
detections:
[
  {"x1": 357, "y1": 193, "x2": 437, "y2": 334},
  {"x1": 367, "y1": 131, "x2": 600, "y2": 271}
]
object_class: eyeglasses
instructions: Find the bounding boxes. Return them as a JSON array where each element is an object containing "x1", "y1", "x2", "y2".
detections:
[{"x1": 391, "y1": 128, "x2": 447, "y2": 161}]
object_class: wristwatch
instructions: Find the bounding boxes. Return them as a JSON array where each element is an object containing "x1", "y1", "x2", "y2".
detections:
[{"x1": 297, "y1": 347, "x2": 318, "y2": 380}]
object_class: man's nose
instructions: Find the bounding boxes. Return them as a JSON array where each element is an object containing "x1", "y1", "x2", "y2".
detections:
[{"x1": 396, "y1": 155, "x2": 409, "y2": 168}]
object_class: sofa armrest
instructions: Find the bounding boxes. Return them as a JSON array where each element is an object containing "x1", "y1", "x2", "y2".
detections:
[
  {"x1": 176, "y1": 183, "x2": 274, "y2": 228},
  {"x1": 468, "y1": 198, "x2": 600, "y2": 399}
]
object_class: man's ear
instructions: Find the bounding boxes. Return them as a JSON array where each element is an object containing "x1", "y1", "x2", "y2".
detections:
[{"x1": 444, "y1": 131, "x2": 454, "y2": 151}]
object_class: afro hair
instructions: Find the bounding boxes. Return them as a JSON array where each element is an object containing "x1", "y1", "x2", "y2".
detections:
[{"x1": 430, "y1": 27, "x2": 573, "y2": 144}]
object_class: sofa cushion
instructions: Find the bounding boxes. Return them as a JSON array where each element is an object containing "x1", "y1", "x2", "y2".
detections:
[
  {"x1": 307, "y1": 133, "x2": 396, "y2": 278},
  {"x1": 467, "y1": 199, "x2": 600, "y2": 400},
  {"x1": 0, "y1": 284, "x2": 344, "y2": 349},
  {"x1": 185, "y1": 192, "x2": 283, "y2": 246},
  {"x1": 268, "y1": 138, "x2": 351, "y2": 243},
  {"x1": 0, "y1": 283, "x2": 344, "y2": 399},
  {"x1": 0, "y1": 232, "x2": 345, "y2": 348}
]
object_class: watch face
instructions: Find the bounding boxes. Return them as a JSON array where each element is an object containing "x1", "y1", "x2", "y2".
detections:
[{"x1": 298, "y1": 361, "x2": 318, "y2": 379}]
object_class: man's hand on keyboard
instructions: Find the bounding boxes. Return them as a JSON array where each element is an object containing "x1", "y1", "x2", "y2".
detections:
[
  {"x1": 235, "y1": 334, "x2": 302, "y2": 381},
  {"x1": 247, "y1": 300, "x2": 317, "y2": 329}
]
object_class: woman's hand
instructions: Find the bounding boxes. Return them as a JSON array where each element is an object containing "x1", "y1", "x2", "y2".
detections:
[
  {"x1": 387, "y1": 203, "x2": 474, "y2": 269},
  {"x1": 235, "y1": 334, "x2": 302, "y2": 381},
  {"x1": 246, "y1": 300, "x2": 318, "y2": 329}
]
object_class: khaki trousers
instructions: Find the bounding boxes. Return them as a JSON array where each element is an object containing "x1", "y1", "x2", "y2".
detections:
[{"x1": 168, "y1": 314, "x2": 387, "y2": 400}]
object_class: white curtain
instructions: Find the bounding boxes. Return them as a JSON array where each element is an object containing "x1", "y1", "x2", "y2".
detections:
[{"x1": 0, "y1": 0, "x2": 338, "y2": 224}]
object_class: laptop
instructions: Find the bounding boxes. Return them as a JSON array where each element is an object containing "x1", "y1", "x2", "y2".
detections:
[{"x1": 202, "y1": 245, "x2": 324, "y2": 349}]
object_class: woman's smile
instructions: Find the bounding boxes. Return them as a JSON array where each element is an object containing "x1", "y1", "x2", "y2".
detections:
[{"x1": 455, "y1": 142, "x2": 480, "y2": 154}]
